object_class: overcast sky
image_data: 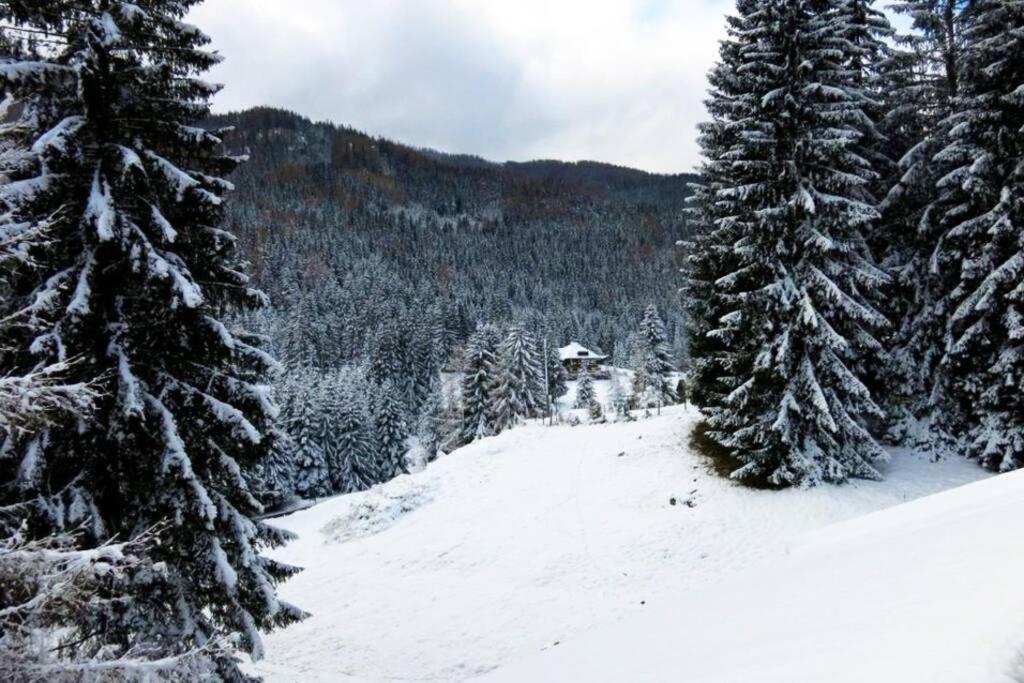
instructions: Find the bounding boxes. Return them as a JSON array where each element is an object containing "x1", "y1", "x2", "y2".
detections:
[{"x1": 188, "y1": 1, "x2": 738, "y2": 174}]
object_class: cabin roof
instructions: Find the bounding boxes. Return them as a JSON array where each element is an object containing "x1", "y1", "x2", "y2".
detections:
[{"x1": 558, "y1": 342, "x2": 608, "y2": 362}]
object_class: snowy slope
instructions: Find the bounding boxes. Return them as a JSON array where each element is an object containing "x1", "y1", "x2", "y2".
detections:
[
  {"x1": 483, "y1": 468, "x2": 1024, "y2": 683},
  {"x1": 249, "y1": 406, "x2": 991, "y2": 682}
]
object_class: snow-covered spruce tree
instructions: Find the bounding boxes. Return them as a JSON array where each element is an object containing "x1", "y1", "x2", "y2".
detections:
[
  {"x1": 544, "y1": 342, "x2": 569, "y2": 403},
  {"x1": 318, "y1": 373, "x2": 353, "y2": 494},
  {"x1": 0, "y1": 2, "x2": 303, "y2": 672},
  {"x1": 829, "y1": 0, "x2": 902, "y2": 415},
  {"x1": 880, "y1": 0, "x2": 972, "y2": 412},
  {"x1": 416, "y1": 378, "x2": 445, "y2": 464},
  {"x1": 460, "y1": 323, "x2": 500, "y2": 442},
  {"x1": 258, "y1": 427, "x2": 301, "y2": 508},
  {"x1": 689, "y1": 0, "x2": 891, "y2": 486},
  {"x1": 0, "y1": 526, "x2": 228, "y2": 682},
  {"x1": 574, "y1": 368, "x2": 597, "y2": 410},
  {"x1": 331, "y1": 393, "x2": 376, "y2": 493},
  {"x1": 491, "y1": 326, "x2": 544, "y2": 430},
  {"x1": 288, "y1": 375, "x2": 331, "y2": 498},
  {"x1": 683, "y1": 2, "x2": 755, "y2": 417},
  {"x1": 836, "y1": 0, "x2": 894, "y2": 201},
  {"x1": 638, "y1": 305, "x2": 676, "y2": 405},
  {"x1": 609, "y1": 371, "x2": 629, "y2": 417},
  {"x1": 336, "y1": 393, "x2": 379, "y2": 492},
  {"x1": 436, "y1": 382, "x2": 465, "y2": 454},
  {"x1": 369, "y1": 318, "x2": 404, "y2": 387},
  {"x1": 922, "y1": 0, "x2": 1024, "y2": 471},
  {"x1": 410, "y1": 312, "x2": 443, "y2": 415},
  {"x1": 373, "y1": 379, "x2": 409, "y2": 480}
]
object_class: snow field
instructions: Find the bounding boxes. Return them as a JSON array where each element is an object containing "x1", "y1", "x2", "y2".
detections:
[
  {"x1": 249, "y1": 405, "x2": 990, "y2": 682},
  {"x1": 484, "y1": 465, "x2": 1024, "y2": 683}
]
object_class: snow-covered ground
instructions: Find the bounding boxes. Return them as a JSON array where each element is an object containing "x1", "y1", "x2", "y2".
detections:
[
  {"x1": 247, "y1": 405, "x2": 998, "y2": 682},
  {"x1": 485, "y1": 466, "x2": 1024, "y2": 683}
]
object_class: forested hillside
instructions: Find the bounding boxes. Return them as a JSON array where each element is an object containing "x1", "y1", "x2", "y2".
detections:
[
  {"x1": 197, "y1": 107, "x2": 695, "y2": 504},
  {"x1": 212, "y1": 107, "x2": 695, "y2": 368}
]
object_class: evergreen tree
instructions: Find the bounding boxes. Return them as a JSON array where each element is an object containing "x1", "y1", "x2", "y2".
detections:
[
  {"x1": 683, "y1": 3, "x2": 753, "y2": 416},
  {"x1": 574, "y1": 368, "x2": 597, "y2": 410},
  {"x1": 337, "y1": 394, "x2": 378, "y2": 492},
  {"x1": 0, "y1": 1, "x2": 303, "y2": 673},
  {"x1": 373, "y1": 379, "x2": 409, "y2": 480},
  {"x1": 491, "y1": 326, "x2": 544, "y2": 430},
  {"x1": 638, "y1": 305, "x2": 676, "y2": 405},
  {"x1": 416, "y1": 378, "x2": 445, "y2": 464},
  {"x1": 688, "y1": 0, "x2": 891, "y2": 486},
  {"x1": 460, "y1": 323, "x2": 500, "y2": 442},
  {"x1": 369, "y1": 319, "x2": 404, "y2": 387},
  {"x1": 609, "y1": 371, "x2": 630, "y2": 416},
  {"x1": 437, "y1": 382, "x2": 465, "y2": 454},
  {"x1": 319, "y1": 374, "x2": 353, "y2": 494},
  {"x1": 259, "y1": 427, "x2": 301, "y2": 508},
  {"x1": 921, "y1": 0, "x2": 1024, "y2": 471},
  {"x1": 1, "y1": 526, "x2": 225, "y2": 680},
  {"x1": 410, "y1": 312, "x2": 440, "y2": 414},
  {"x1": 288, "y1": 376, "x2": 331, "y2": 498},
  {"x1": 544, "y1": 342, "x2": 570, "y2": 403},
  {"x1": 882, "y1": 1, "x2": 971, "y2": 413}
]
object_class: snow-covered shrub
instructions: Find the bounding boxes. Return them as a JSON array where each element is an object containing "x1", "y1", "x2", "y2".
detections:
[
  {"x1": 574, "y1": 371, "x2": 596, "y2": 409},
  {"x1": 321, "y1": 479, "x2": 434, "y2": 544}
]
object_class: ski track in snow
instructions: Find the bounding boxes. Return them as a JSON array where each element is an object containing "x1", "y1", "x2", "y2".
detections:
[{"x1": 247, "y1": 405, "x2": 990, "y2": 682}]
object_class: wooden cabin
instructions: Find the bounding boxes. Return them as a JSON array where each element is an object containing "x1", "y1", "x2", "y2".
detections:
[{"x1": 558, "y1": 342, "x2": 608, "y2": 377}]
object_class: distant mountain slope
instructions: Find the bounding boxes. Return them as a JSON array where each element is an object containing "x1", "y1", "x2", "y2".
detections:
[{"x1": 209, "y1": 107, "x2": 697, "y2": 366}]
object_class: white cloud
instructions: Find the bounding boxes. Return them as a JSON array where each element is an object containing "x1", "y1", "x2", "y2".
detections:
[{"x1": 190, "y1": 0, "x2": 734, "y2": 173}]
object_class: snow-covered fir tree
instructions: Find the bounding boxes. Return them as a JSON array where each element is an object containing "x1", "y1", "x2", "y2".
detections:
[
  {"x1": 491, "y1": 326, "x2": 544, "y2": 430},
  {"x1": 285, "y1": 372, "x2": 331, "y2": 498},
  {"x1": 0, "y1": 525, "x2": 227, "y2": 681},
  {"x1": 683, "y1": 3, "x2": 753, "y2": 416},
  {"x1": 688, "y1": 0, "x2": 892, "y2": 486},
  {"x1": 636, "y1": 304, "x2": 676, "y2": 405},
  {"x1": 336, "y1": 393, "x2": 379, "y2": 492},
  {"x1": 410, "y1": 310, "x2": 444, "y2": 414},
  {"x1": 374, "y1": 379, "x2": 409, "y2": 480},
  {"x1": 574, "y1": 368, "x2": 597, "y2": 410},
  {"x1": 609, "y1": 371, "x2": 630, "y2": 416},
  {"x1": 416, "y1": 380, "x2": 445, "y2": 464},
  {"x1": 460, "y1": 323, "x2": 501, "y2": 442},
  {"x1": 319, "y1": 375, "x2": 353, "y2": 493},
  {"x1": 331, "y1": 393, "x2": 376, "y2": 493},
  {"x1": 259, "y1": 427, "x2": 302, "y2": 508},
  {"x1": 918, "y1": 0, "x2": 1024, "y2": 471},
  {"x1": 0, "y1": 2, "x2": 304, "y2": 672},
  {"x1": 544, "y1": 342, "x2": 570, "y2": 405},
  {"x1": 880, "y1": 0, "x2": 972, "y2": 414},
  {"x1": 369, "y1": 319, "x2": 405, "y2": 387}
]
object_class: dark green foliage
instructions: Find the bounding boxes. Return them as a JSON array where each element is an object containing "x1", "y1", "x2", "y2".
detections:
[
  {"x1": 686, "y1": 0, "x2": 891, "y2": 486},
  {"x1": 491, "y1": 326, "x2": 544, "y2": 429},
  {"x1": 544, "y1": 342, "x2": 570, "y2": 403},
  {"x1": 919, "y1": 0, "x2": 1024, "y2": 470},
  {"x1": 0, "y1": 0, "x2": 303, "y2": 675},
  {"x1": 461, "y1": 324, "x2": 501, "y2": 442},
  {"x1": 636, "y1": 304, "x2": 676, "y2": 405},
  {"x1": 374, "y1": 379, "x2": 409, "y2": 479}
]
